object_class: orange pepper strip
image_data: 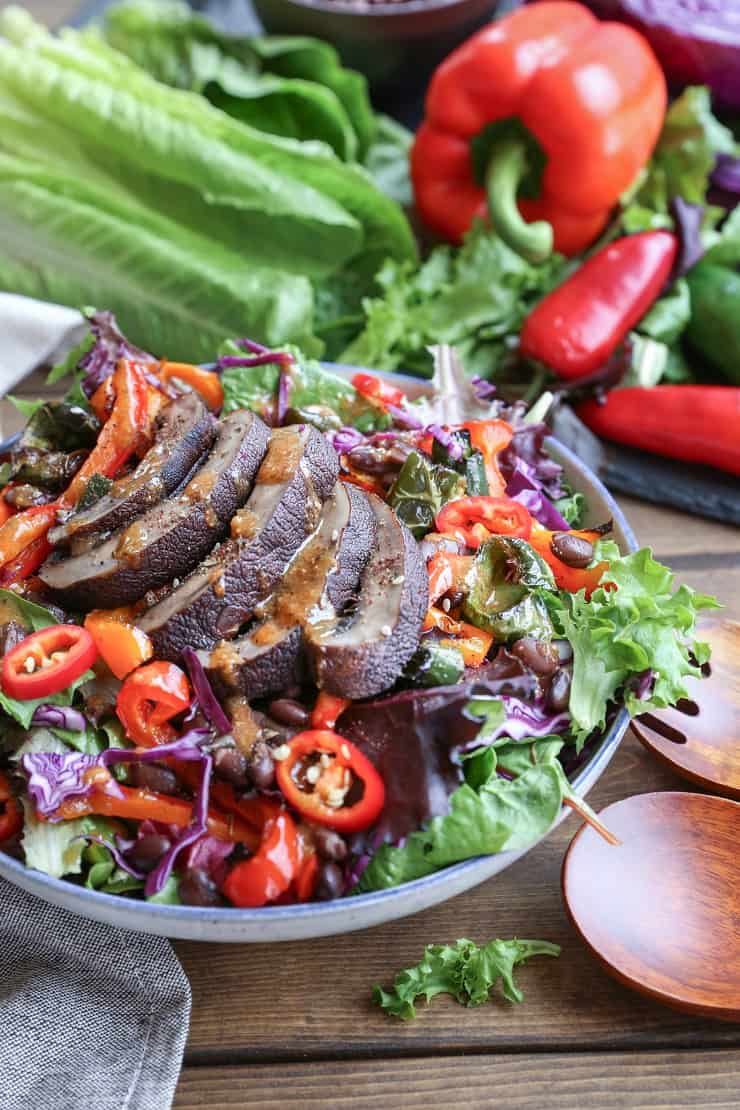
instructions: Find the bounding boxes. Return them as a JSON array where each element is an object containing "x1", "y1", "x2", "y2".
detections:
[
  {"x1": 528, "y1": 527, "x2": 610, "y2": 598},
  {"x1": 0, "y1": 503, "x2": 59, "y2": 570},
  {"x1": 463, "y1": 420, "x2": 512, "y2": 495},
  {"x1": 439, "y1": 634, "x2": 492, "y2": 668},
  {"x1": 426, "y1": 550, "x2": 473, "y2": 605},
  {"x1": 84, "y1": 608, "x2": 153, "y2": 680},
  {"x1": 423, "y1": 607, "x2": 493, "y2": 667},
  {"x1": 158, "y1": 362, "x2": 224, "y2": 412}
]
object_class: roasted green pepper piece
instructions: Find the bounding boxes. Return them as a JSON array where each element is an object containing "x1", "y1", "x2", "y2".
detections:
[
  {"x1": 462, "y1": 536, "x2": 555, "y2": 642},
  {"x1": 389, "y1": 451, "x2": 465, "y2": 540},
  {"x1": 401, "y1": 642, "x2": 466, "y2": 688}
]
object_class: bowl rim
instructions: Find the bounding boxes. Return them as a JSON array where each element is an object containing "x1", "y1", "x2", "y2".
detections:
[
  {"x1": 0, "y1": 366, "x2": 638, "y2": 933},
  {"x1": 253, "y1": 0, "x2": 494, "y2": 20}
]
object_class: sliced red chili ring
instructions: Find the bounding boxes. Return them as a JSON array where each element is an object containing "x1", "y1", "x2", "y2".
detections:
[
  {"x1": 1, "y1": 625, "x2": 97, "y2": 701},
  {"x1": 351, "y1": 372, "x2": 407, "y2": 410},
  {"x1": 435, "y1": 495, "x2": 533, "y2": 549},
  {"x1": 275, "y1": 730, "x2": 385, "y2": 834}
]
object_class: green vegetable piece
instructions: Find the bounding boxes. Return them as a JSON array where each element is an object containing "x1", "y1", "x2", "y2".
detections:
[
  {"x1": 373, "y1": 936, "x2": 560, "y2": 1020},
  {"x1": 553, "y1": 489, "x2": 586, "y2": 529},
  {"x1": 685, "y1": 262, "x2": 740, "y2": 384},
  {"x1": 401, "y1": 643, "x2": 465, "y2": 689},
  {"x1": 389, "y1": 450, "x2": 465, "y2": 540},
  {"x1": 17, "y1": 399, "x2": 100, "y2": 452},
  {"x1": 462, "y1": 537, "x2": 555, "y2": 640},
  {"x1": 76, "y1": 473, "x2": 114, "y2": 512}
]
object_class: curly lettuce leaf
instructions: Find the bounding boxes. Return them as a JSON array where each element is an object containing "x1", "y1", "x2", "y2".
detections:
[
  {"x1": 374, "y1": 937, "x2": 560, "y2": 1020},
  {"x1": 545, "y1": 543, "x2": 719, "y2": 747}
]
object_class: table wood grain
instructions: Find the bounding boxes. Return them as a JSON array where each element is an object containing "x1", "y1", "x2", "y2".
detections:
[{"x1": 9, "y1": 5, "x2": 740, "y2": 1106}]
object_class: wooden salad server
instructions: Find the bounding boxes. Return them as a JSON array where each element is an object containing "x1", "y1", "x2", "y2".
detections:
[
  {"x1": 631, "y1": 614, "x2": 740, "y2": 799},
  {"x1": 562, "y1": 791, "x2": 740, "y2": 1022}
]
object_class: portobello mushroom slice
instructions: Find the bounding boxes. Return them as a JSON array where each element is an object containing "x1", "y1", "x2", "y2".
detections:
[
  {"x1": 306, "y1": 494, "x2": 428, "y2": 699},
  {"x1": 137, "y1": 424, "x2": 339, "y2": 659},
  {"x1": 205, "y1": 483, "x2": 376, "y2": 701},
  {"x1": 48, "y1": 393, "x2": 216, "y2": 548},
  {"x1": 38, "y1": 410, "x2": 269, "y2": 609}
]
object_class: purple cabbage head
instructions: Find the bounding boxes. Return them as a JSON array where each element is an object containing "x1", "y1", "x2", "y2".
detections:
[{"x1": 79, "y1": 310, "x2": 154, "y2": 398}]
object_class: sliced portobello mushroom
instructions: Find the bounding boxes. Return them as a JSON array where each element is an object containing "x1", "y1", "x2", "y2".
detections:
[
  {"x1": 137, "y1": 424, "x2": 339, "y2": 659},
  {"x1": 206, "y1": 483, "x2": 376, "y2": 700},
  {"x1": 307, "y1": 493, "x2": 428, "y2": 699},
  {"x1": 39, "y1": 410, "x2": 270, "y2": 609},
  {"x1": 49, "y1": 393, "x2": 215, "y2": 548}
]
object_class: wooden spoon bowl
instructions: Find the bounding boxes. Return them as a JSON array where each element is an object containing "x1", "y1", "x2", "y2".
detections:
[
  {"x1": 632, "y1": 616, "x2": 740, "y2": 799},
  {"x1": 562, "y1": 791, "x2": 740, "y2": 1022}
]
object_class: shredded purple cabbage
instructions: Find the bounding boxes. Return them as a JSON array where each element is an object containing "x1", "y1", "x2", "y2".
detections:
[
  {"x1": 182, "y1": 649, "x2": 231, "y2": 736},
  {"x1": 460, "y1": 696, "x2": 569, "y2": 751},
  {"x1": 426, "y1": 423, "x2": 464, "y2": 461},
  {"x1": 505, "y1": 460, "x2": 570, "y2": 530},
  {"x1": 144, "y1": 752, "x2": 213, "y2": 896},
  {"x1": 31, "y1": 705, "x2": 87, "y2": 733},
  {"x1": 500, "y1": 422, "x2": 564, "y2": 502},
  {"x1": 275, "y1": 367, "x2": 291, "y2": 426},
  {"x1": 236, "y1": 337, "x2": 269, "y2": 355},
  {"x1": 712, "y1": 153, "x2": 740, "y2": 195},
  {"x1": 22, "y1": 751, "x2": 118, "y2": 821},
  {"x1": 331, "y1": 426, "x2": 364, "y2": 454},
  {"x1": 76, "y1": 834, "x2": 146, "y2": 880},
  {"x1": 385, "y1": 403, "x2": 423, "y2": 430},
  {"x1": 183, "y1": 834, "x2": 233, "y2": 887},
  {"x1": 471, "y1": 376, "x2": 497, "y2": 401},
  {"x1": 78, "y1": 310, "x2": 153, "y2": 398},
  {"x1": 672, "y1": 197, "x2": 706, "y2": 277}
]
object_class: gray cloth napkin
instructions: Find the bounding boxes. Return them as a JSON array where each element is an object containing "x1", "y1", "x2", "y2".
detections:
[{"x1": 0, "y1": 295, "x2": 192, "y2": 1110}]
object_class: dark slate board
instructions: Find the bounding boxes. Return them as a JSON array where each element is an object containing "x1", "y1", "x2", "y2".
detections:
[{"x1": 68, "y1": 0, "x2": 740, "y2": 524}]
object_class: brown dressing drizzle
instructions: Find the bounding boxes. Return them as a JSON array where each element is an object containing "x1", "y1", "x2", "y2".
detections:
[{"x1": 256, "y1": 429, "x2": 304, "y2": 485}]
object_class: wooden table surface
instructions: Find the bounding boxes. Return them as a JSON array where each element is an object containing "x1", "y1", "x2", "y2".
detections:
[{"x1": 8, "y1": 3, "x2": 740, "y2": 1105}]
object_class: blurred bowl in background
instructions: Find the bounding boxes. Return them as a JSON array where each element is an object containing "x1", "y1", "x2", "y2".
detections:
[{"x1": 251, "y1": 0, "x2": 502, "y2": 107}]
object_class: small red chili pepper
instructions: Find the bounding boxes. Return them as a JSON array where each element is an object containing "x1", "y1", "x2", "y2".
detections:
[
  {"x1": 0, "y1": 771, "x2": 23, "y2": 843},
  {"x1": 275, "y1": 730, "x2": 385, "y2": 834},
  {"x1": 311, "y1": 692, "x2": 350, "y2": 731},
  {"x1": 520, "y1": 231, "x2": 678, "y2": 380},
  {"x1": 1, "y1": 625, "x2": 97, "y2": 701},
  {"x1": 116, "y1": 661, "x2": 192, "y2": 748},
  {"x1": 351, "y1": 372, "x2": 407, "y2": 410},
  {"x1": 578, "y1": 386, "x2": 740, "y2": 477},
  {"x1": 223, "y1": 812, "x2": 300, "y2": 908},
  {"x1": 435, "y1": 495, "x2": 532, "y2": 549}
]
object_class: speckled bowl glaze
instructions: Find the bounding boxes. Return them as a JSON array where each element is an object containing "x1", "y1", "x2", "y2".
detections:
[{"x1": 0, "y1": 367, "x2": 637, "y2": 941}]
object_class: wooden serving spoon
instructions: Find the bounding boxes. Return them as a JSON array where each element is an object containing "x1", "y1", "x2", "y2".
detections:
[
  {"x1": 631, "y1": 615, "x2": 740, "y2": 799},
  {"x1": 562, "y1": 791, "x2": 740, "y2": 1022}
]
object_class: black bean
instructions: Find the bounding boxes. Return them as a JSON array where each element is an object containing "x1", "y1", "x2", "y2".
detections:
[
  {"x1": 128, "y1": 833, "x2": 171, "y2": 874},
  {"x1": 214, "y1": 747, "x2": 249, "y2": 787},
  {"x1": 312, "y1": 827, "x2": 348, "y2": 863},
  {"x1": 548, "y1": 667, "x2": 572, "y2": 712},
  {"x1": 441, "y1": 588, "x2": 466, "y2": 610},
  {"x1": 268, "y1": 698, "x2": 309, "y2": 727},
  {"x1": 179, "y1": 868, "x2": 222, "y2": 907},
  {"x1": 511, "y1": 636, "x2": 559, "y2": 676},
  {"x1": 551, "y1": 532, "x2": 594, "y2": 569},
  {"x1": 313, "y1": 860, "x2": 344, "y2": 902},
  {"x1": 128, "y1": 762, "x2": 179, "y2": 796},
  {"x1": 249, "y1": 741, "x2": 276, "y2": 791}
]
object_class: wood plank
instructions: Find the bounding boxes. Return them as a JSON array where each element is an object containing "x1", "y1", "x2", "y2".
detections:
[
  {"x1": 176, "y1": 732, "x2": 740, "y2": 1059},
  {"x1": 174, "y1": 1049, "x2": 740, "y2": 1109}
]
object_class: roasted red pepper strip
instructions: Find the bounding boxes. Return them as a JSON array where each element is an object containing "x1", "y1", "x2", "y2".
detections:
[
  {"x1": 1, "y1": 625, "x2": 97, "y2": 700},
  {"x1": 463, "y1": 421, "x2": 512, "y2": 495},
  {"x1": 351, "y1": 372, "x2": 406, "y2": 410},
  {"x1": 435, "y1": 496, "x2": 532, "y2": 548},
  {"x1": 158, "y1": 362, "x2": 224, "y2": 412},
  {"x1": 0, "y1": 534, "x2": 52, "y2": 588},
  {"x1": 578, "y1": 386, "x2": 740, "y2": 477},
  {"x1": 311, "y1": 692, "x2": 350, "y2": 731},
  {"x1": 528, "y1": 527, "x2": 608, "y2": 597},
  {"x1": 294, "y1": 848, "x2": 319, "y2": 902},
  {"x1": 223, "y1": 812, "x2": 300, "y2": 908},
  {"x1": 426, "y1": 550, "x2": 473, "y2": 605},
  {"x1": 521, "y1": 231, "x2": 678, "y2": 379},
  {"x1": 411, "y1": 2, "x2": 666, "y2": 257},
  {"x1": 0, "y1": 770, "x2": 23, "y2": 843},
  {"x1": 0, "y1": 503, "x2": 59, "y2": 575},
  {"x1": 84, "y1": 608, "x2": 153, "y2": 680},
  {"x1": 116, "y1": 662, "x2": 192, "y2": 747},
  {"x1": 275, "y1": 730, "x2": 385, "y2": 834}
]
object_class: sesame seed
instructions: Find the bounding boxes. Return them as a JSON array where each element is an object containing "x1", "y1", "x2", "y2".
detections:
[
  {"x1": 305, "y1": 765, "x2": 321, "y2": 785},
  {"x1": 272, "y1": 744, "x2": 290, "y2": 761},
  {"x1": 50, "y1": 651, "x2": 67, "y2": 663},
  {"x1": 392, "y1": 575, "x2": 405, "y2": 585},
  {"x1": 381, "y1": 624, "x2": 392, "y2": 638},
  {"x1": 320, "y1": 753, "x2": 332, "y2": 769},
  {"x1": 340, "y1": 744, "x2": 351, "y2": 760},
  {"x1": 326, "y1": 788, "x2": 346, "y2": 808},
  {"x1": 441, "y1": 598, "x2": 451, "y2": 613},
  {"x1": 24, "y1": 656, "x2": 36, "y2": 674},
  {"x1": 330, "y1": 529, "x2": 339, "y2": 543}
]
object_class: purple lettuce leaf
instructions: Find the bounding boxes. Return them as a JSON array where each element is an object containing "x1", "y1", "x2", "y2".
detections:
[{"x1": 78, "y1": 310, "x2": 154, "y2": 398}]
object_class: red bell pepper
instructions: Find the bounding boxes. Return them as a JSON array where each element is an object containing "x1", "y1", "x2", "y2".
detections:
[
  {"x1": 351, "y1": 372, "x2": 406, "y2": 411},
  {"x1": 463, "y1": 420, "x2": 512, "y2": 495},
  {"x1": 0, "y1": 771, "x2": 23, "y2": 843},
  {"x1": 578, "y1": 386, "x2": 740, "y2": 477},
  {"x1": 223, "y1": 812, "x2": 300, "y2": 908},
  {"x1": 275, "y1": 730, "x2": 385, "y2": 834},
  {"x1": 435, "y1": 495, "x2": 532, "y2": 549},
  {"x1": 411, "y1": 2, "x2": 666, "y2": 259},
  {"x1": 1, "y1": 625, "x2": 97, "y2": 700},
  {"x1": 520, "y1": 231, "x2": 678, "y2": 380},
  {"x1": 116, "y1": 662, "x2": 192, "y2": 747},
  {"x1": 84, "y1": 608, "x2": 153, "y2": 680}
]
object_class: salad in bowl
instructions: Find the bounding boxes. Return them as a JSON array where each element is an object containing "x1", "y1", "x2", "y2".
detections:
[{"x1": 0, "y1": 312, "x2": 716, "y2": 923}]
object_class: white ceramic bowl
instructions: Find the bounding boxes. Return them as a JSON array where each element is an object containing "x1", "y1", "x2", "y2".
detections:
[{"x1": 0, "y1": 368, "x2": 636, "y2": 941}]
